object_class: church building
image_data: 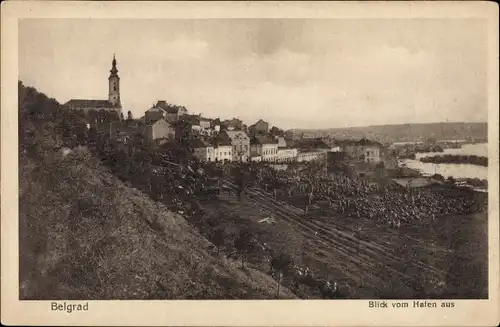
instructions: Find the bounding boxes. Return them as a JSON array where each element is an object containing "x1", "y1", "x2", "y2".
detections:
[{"x1": 64, "y1": 54, "x2": 123, "y2": 120}]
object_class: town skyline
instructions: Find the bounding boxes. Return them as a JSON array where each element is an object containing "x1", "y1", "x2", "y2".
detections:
[{"x1": 19, "y1": 18, "x2": 488, "y2": 130}]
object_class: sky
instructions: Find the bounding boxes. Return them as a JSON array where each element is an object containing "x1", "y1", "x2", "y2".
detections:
[{"x1": 18, "y1": 18, "x2": 488, "y2": 130}]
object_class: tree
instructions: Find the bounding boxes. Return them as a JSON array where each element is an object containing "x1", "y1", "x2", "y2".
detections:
[
  {"x1": 219, "y1": 123, "x2": 228, "y2": 132},
  {"x1": 431, "y1": 174, "x2": 445, "y2": 181},
  {"x1": 270, "y1": 126, "x2": 284, "y2": 137},
  {"x1": 87, "y1": 109, "x2": 98, "y2": 124},
  {"x1": 206, "y1": 214, "x2": 223, "y2": 229},
  {"x1": 96, "y1": 110, "x2": 106, "y2": 123},
  {"x1": 127, "y1": 110, "x2": 133, "y2": 121},
  {"x1": 425, "y1": 137, "x2": 437, "y2": 145},
  {"x1": 210, "y1": 227, "x2": 226, "y2": 256},
  {"x1": 234, "y1": 229, "x2": 252, "y2": 268},
  {"x1": 234, "y1": 167, "x2": 246, "y2": 201},
  {"x1": 212, "y1": 118, "x2": 221, "y2": 128},
  {"x1": 270, "y1": 253, "x2": 294, "y2": 298}
]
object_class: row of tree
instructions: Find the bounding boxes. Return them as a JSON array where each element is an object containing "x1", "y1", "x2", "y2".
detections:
[{"x1": 420, "y1": 155, "x2": 488, "y2": 167}]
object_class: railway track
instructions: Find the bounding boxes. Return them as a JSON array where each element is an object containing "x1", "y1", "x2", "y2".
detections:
[
  {"x1": 222, "y1": 179, "x2": 447, "y2": 294},
  {"x1": 250, "y1": 184, "x2": 448, "y2": 277},
  {"x1": 219, "y1": 185, "x2": 388, "y2": 292}
]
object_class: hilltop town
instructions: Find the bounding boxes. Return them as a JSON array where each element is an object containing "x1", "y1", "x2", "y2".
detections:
[
  {"x1": 61, "y1": 56, "x2": 487, "y2": 171},
  {"x1": 59, "y1": 55, "x2": 407, "y2": 168}
]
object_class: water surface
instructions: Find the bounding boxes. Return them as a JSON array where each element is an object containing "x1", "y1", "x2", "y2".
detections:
[{"x1": 401, "y1": 143, "x2": 488, "y2": 180}]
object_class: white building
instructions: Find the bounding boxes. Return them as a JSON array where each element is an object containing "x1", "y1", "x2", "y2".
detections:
[
  {"x1": 250, "y1": 135, "x2": 279, "y2": 162},
  {"x1": 341, "y1": 139, "x2": 382, "y2": 163},
  {"x1": 222, "y1": 130, "x2": 250, "y2": 162},
  {"x1": 215, "y1": 144, "x2": 232, "y2": 163},
  {"x1": 199, "y1": 118, "x2": 211, "y2": 131},
  {"x1": 204, "y1": 124, "x2": 220, "y2": 137},
  {"x1": 191, "y1": 139, "x2": 215, "y2": 162},
  {"x1": 297, "y1": 150, "x2": 326, "y2": 162},
  {"x1": 250, "y1": 155, "x2": 262, "y2": 162},
  {"x1": 277, "y1": 148, "x2": 298, "y2": 162},
  {"x1": 212, "y1": 134, "x2": 233, "y2": 163},
  {"x1": 145, "y1": 118, "x2": 175, "y2": 141},
  {"x1": 363, "y1": 146, "x2": 381, "y2": 163}
]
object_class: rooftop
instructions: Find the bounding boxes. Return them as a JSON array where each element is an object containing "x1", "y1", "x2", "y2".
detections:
[
  {"x1": 293, "y1": 138, "x2": 332, "y2": 150},
  {"x1": 249, "y1": 119, "x2": 269, "y2": 128},
  {"x1": 277, "y1": 137, "x2": 288, "y2": 148},
  {"x1": 211, "y1": 134, "x2": 232, "y2": 147},
  {"x1": 223, "y1": 118, "x2": 243, "y2": 127},
  {"x1": 251, "y1": 135, "x2": 278, "y2": 145},
  {"x1": 153, "y1": 100, "x2": 187, "y2": 114},
  {"x1": 147, "y1": 117, "x2": 170, "y2": 126},
  {"x1": 191, "y1": 138, "x2": 213, "y2": 149},
  {"x1": 224, "y1": 130, "x2": 249, "y2": 141}
]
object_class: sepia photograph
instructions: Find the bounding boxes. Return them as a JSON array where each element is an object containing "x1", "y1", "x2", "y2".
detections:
[{"x1": 2, "y1": 1, "x2": 499, "y2": 326}]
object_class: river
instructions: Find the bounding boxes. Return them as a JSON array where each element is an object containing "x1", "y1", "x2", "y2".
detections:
[{"x1": 400, "y1": 143, "x2": 488, "y2": 180}]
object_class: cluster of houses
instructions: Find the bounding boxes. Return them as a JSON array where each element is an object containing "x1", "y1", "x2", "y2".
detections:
[
  {"x1": 127, "y1": 100, "x2": 382, "y2": 164},
  {"x1": 63, "y1": 55, "x2": 383, "y2": 165},
  {"x1": 98, "y1": 98, "x2": 383, "y2": 165}
]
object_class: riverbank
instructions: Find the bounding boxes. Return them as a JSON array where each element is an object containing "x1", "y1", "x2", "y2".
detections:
[
  {"x1": 399, "y1": 143, "x2": 488, "y2": 181},
  {"x1": 393, "y1": 164, "x2": 488, "y2": 192}
]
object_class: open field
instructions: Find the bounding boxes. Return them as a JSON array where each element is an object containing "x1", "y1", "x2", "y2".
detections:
[{"x1": 198, "y1": 180, "x2": 488, "y2": 299}]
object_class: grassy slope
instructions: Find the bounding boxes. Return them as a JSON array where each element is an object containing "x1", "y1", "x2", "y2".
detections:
[{"x1": 19, "y1": 148, "x2": 295, "y2": 299}]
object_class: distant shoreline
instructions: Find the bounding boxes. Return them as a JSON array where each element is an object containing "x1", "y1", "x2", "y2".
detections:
[
  {"x1": 290, "y1": 121, "x2": 488, "y2": 132},
  {"x1": 288, "y1": 122, "x2": 487, "y2": 146}
]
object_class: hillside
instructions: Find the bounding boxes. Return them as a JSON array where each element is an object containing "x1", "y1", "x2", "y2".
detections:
[
  {"x1": 18, "y1": 82, "x2": 295, "y2": 299},
  {"x1": 290, "y1": 122, "x2": 487, "y2": 144}
]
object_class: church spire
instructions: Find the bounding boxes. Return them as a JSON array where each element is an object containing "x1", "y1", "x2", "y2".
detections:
[
  {"x1": 108, "y1": 53, "x2": 121, "y2": 108},
  {"x1": 110, "y1": 53, "x2": 118, "y2": 76}
]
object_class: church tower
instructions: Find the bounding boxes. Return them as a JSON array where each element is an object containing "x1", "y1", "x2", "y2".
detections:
[{"x1": 108, "y1": 54, "x2": 121, "y2": 108}]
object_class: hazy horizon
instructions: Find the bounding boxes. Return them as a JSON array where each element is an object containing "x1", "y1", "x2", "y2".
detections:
[
  {"x1": 288, "y1": 120, "x2": 487, "y2": 131},
  {"x1": 19, "y1": 19, "x2": 488, "y2": 130}
]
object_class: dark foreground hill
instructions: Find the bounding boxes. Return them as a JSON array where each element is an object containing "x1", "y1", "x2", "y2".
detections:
[
  {"x1": 18, "y1": 82, "x2": 294, "y2": 299},
  {"x1": 290, "y1": 122, "x2": 487, "y2": 144}
]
